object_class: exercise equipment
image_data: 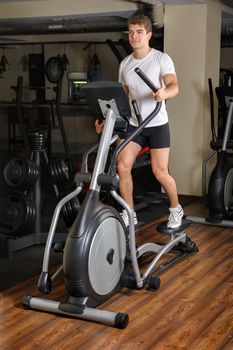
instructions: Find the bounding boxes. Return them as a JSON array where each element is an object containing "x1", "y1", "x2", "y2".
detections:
[
  {"x1": 8, "y1": 76, "x2": 29, "y2": 154},
  {"x1": 46, "y1": 56, "x2": 64, "y2": 84},
  {"x1": 186, "y1": 79, "x2": 233, "y2": 227},
  {"x1": 52, "y1": 75, "x2": 74, "y2": 173},
  {"x1": 9, "y1": 66, "x2": 73, "y2": 172},
  {"x1": 23, "y1": 69, "x2": 197, "y2": 328},
  {"x1": 48, "y1": 158, "x2": 70, "y2": 184},
  {"x1": 0, "y1": 191, "x2": 35, "y2": 236},
  {"x1": 3, "y1": 157, "x2": 39, "y2": 189},
  {"x1": 0, "y1": 133, "x2": 69, "y2": 259},
  {"x1": 1, "y1": 69, "x2": 76, "y2": 257},
  {"x1": 0, "y1": 152, "x2": 38, "y2": 238}
]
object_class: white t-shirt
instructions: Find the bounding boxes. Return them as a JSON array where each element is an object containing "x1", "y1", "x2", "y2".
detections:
[{"x1": 118, "y1": 48, "x2": 176, "y2": 127}]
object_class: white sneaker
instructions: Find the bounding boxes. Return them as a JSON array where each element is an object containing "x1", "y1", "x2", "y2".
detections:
[
  {"x1": 167, "y1": 205, "x2": 184, "y2": 229},
  {"x1": 121, "y1": 209, "x2": 138, "y2": 227}
]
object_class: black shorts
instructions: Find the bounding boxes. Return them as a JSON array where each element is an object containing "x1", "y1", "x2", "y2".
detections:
[{"x1": 124, "y1": 122, "x2": 170, "y2": 149}]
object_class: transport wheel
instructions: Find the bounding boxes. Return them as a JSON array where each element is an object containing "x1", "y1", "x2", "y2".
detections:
[{"x1": 147, "y1": 276, "x2": 160, "y2": 291}]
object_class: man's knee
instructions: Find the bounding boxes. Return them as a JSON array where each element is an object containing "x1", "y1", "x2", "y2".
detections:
[
  {"x1": 118, "y1": 159, "x2": 132, "y2": 177},
  {"x1": 152, "y1": 168, "x2": 169, "y2": 184}
]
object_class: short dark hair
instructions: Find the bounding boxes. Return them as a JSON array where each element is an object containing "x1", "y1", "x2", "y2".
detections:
[{"x1": 127, "y1": 15, "x2": 152, "y2": 33}]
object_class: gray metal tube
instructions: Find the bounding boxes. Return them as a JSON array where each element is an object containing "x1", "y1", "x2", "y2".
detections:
[
  {"x1": 34, "y1": 151, "x2": 41, "y2": 235},
  {"x1": 142, "y1": 233, "x2": 186, "y2": 279},
  {"x1": 110, "y1": 190, "x2": 143, "y2": 288},
  {"x1": 27, "y1": 297, "x2": 121, "y2": 327},
  {"x1": 0, "y1": 16, "x2": 127, "y2": 36},
  {"x1": 89, "y1": 108, "x2": 116, "y2": 191},
  {"x1": 42, "y1": 185, "x2": 83, "y2": 272},
  {"x1": 186, "y1": 215, "x2": 233, "y2": 228}
]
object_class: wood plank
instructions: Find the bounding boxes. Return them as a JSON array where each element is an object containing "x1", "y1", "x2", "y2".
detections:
[{"x1": 190, "y1": 306, "x2": 233, "y2": 350}]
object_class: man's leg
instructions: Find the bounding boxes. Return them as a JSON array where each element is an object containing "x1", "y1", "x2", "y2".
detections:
[
  {"x1": 150, "y1": 148, "x2": 179, "y2": 207},
  {"x1": 118, "y1": 141, "x2": 142, "y2": 208},
  {"x1": 150, "y1": 148, "x2": 183, "y2": 228}
]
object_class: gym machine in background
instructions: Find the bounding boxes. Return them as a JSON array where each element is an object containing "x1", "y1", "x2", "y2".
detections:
[
  {"x1": 9, "y1": 55, "x2": 74, "y2": 171},
  {"x1": 186, "y1": 78, "x2": 233, "y2": 227},
  {"x1": 0, "y1": 58, "x2": 78, "y2": 259},
  {"x1": 0, "y1": 132, "x2": 79, "y2": 259}
]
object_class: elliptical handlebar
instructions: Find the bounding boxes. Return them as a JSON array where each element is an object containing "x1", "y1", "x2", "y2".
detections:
[
  {"x1": 109, "y1": 68, "x2": 162, "y2": 176},
  {"x1": 134, "y1": 67, "x2": 158, "y2": 92},
  {"x1": 208, "y1": 77, "x2": 218, "y2": 145},
  {"x1": 131, "y1": 99, "x2": 142, "y2": 125}
]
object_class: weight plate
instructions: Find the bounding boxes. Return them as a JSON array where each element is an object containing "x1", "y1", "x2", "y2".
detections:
[
  {"x1": 46, "y1": 56, "x2": 64, "y2": 84},
  {"x1": 49, "y1": 159, "x2": 69, "y2": 184},
  {"x1": 3, "y1": 158, "x2": 39, "y2": 188},
  {"x1": 0, "y1": 192, "x2": 35, "y2": 236},
  {"x1": 61, "y1": 196, "x2": 80, "y2": 228},
  {"x1": 3, "y1": 158, "x2": 28, "y2": 188}
]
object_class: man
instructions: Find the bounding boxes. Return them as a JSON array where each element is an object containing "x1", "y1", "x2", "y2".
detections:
[{"x1": 117, "y1": 14, "x2": 183, "y2": 229}]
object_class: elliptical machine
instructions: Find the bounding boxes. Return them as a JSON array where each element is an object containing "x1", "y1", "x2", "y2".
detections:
[
  {"x1": 22, "y1": 68, "x2": 197, "y2": 328},
  {"x1": 207, "y1": 83, "x2": 233, "y2": 221},
  {"x1": 186, "y1": 79, "x2": 233, "y2": 227}
]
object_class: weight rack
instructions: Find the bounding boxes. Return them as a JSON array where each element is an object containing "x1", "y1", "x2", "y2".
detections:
[{"x1": 0, "y1": 133, "x2": 68, "y2": 259}]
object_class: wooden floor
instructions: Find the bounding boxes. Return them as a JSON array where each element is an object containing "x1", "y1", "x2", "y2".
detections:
[{"x1": 1, "y1": 201, "x2": 233, "y2": 350}]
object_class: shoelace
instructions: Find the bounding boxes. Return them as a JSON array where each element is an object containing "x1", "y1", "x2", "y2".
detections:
[
  {"x1": 121, "y1": 210, "x2": 137, "y2": 226},
  {"x1": 168, "y1": 210, "x2": 182, "y2": 224}
]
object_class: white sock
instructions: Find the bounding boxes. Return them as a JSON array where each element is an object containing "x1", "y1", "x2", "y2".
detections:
[{"x1": 169, "y1": 204, "x2": 182, "y2": 212}]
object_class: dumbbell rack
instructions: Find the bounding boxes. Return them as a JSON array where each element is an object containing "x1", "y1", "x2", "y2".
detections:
[{"x1": 0, "y1": 133, "x2": 68, "y2": 259}]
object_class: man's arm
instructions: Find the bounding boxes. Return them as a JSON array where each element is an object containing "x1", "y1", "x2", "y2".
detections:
[
  {"x1": 95, "y1": 119, "x2": 104, "y2": 134},
  {"x1": 122, "y1": 84, "x2": 129, "y2": 96},
  {"x1": 153, "y1": 73, "x2": 179, "y2": 101}
]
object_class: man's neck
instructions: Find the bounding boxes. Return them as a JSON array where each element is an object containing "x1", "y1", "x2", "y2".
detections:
[{"x1": 133, "y1": 46, "x2": 151, "y2": 59}]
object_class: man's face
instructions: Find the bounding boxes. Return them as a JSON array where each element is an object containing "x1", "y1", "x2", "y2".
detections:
[{"x1": 128, "y1": 24, "x2": 152, "y2": 50}]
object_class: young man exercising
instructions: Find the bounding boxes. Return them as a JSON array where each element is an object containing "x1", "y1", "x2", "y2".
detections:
[{"x1": 96, "y1": 14, "x2": 183, "y2": 229}]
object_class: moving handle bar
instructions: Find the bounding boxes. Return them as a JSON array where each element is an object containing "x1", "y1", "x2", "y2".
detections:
[
  {"x1": 134, "y1": 67, "x2": 158, "y2": 93},
  {"x1": 109, "y1": 67, "x2": 161, "y2": 176},
  {"x1": 132, "y1": 67, "x2": 158, "y2": 124}
]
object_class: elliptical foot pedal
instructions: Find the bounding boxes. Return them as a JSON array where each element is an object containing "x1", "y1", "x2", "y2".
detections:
[
  {"x1": 176, "y1": 236, "x2": 199, "y2": 253},
  {"x1": 157, "y1": 218, "x2": 192, "y2": 235}
]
